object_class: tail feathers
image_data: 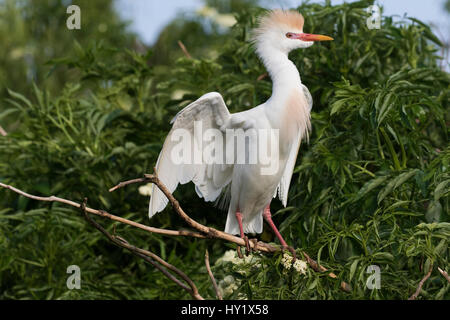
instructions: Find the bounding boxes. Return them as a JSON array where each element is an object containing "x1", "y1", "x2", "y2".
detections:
[
  {"x1": 245, "y1": 213, "x2": 263, "y2": 234},
  {"x1": 224, "y1": 210, "x2": 263, "y2": 235},
  {"x1": 149, "y1": 183, "x2": 169, "y2": 218},
  {"x1": 214, "y1": 184, "x2": 232, "y2": 212}
]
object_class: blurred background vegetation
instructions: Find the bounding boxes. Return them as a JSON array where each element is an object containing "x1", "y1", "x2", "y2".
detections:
[{"x1": 0, "y1": 0, "x2": 448, "y2": 299}]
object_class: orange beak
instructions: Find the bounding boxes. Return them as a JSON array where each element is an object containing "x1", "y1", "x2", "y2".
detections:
[{"x1": 290, "y1": 33, "x2": 334, "y2": 41}]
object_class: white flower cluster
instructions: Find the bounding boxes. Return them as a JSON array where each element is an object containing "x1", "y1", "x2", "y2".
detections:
[
  {"x1": 215, "y1": 249, "x2": 261, "y2": 269},
  {"x1": 281, "y1": 253, "x2": 308, "y2": 275},
  {"x1": 138, "y1": 183, "x2": 152, "y2": 196}
]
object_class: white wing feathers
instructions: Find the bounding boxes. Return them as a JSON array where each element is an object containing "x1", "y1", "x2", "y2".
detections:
[
  {"x1": 149, "y1": 92, "x2": 233, "y2": 217},
  {"x1": 275, "y1": 131, "x2": 302, "y2": 206},
  {"x1": 301, "y1": 83, "x2": 313, "y2": 113},
  {"x1": 275, "y1": 84, "x2": 313, "y2": 207}
]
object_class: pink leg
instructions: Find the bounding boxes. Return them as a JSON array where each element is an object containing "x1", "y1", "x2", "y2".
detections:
[
  {"x1": 235, "y1": 211, "x2": 250, "y2": 255},
  {"x1": 262, "y1": 204, "x2": 288, "y2": 247},
  {"x1": 263, "y1": 204, "x2": 296, "y2": 259},
  {"x1": 235, "y1": 211, "x2": 245, "y2": 238}
]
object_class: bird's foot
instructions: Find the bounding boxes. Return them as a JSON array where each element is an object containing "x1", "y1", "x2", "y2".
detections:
[
  {"x1": 248, "y1": 238, "x2": 258, "y2": 254},
  {"x1": 237, "y1": 235, "x2": 259, "y2": 258},
  {"x1": 282, "y1": 245, "x2": 297, "y2": 262},
  {"x1": 237, "y1": 237, "x2": 259, "y2": 258},
  {"x1": 245, "y1": 236, "x2": 262, "y2": 255},
  {"x1": 244, "y1": 235, "x2": 251, "y2": 256},
  {"x1": 236, "y1": 245, "x2": 243, "y2": 259}
]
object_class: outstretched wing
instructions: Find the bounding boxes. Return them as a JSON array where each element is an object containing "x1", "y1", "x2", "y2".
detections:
[
  {"x1": 275, "y1": 84, "x2": 313, "y2": 206},
  {"x1": 149, "y1": 92, "x2": 233, "y2": 217}
]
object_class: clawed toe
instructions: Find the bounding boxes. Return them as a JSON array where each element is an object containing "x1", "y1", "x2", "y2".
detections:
[
  {"x1": 236, "y1": 245, "x2": 243, "y2": 259},
  {"x1": 249, "y1": 238, "x2": 258, "y2": 253},
  {"x1": 246, "y1": 237, "x2": 260, "y2": 255},
  {"x1": 237, "y1": 237, "x2": 260, "y2": 258},
  {"x1": 244, "y1": 235, "x2": 250, "y2": 256},
  {"x1": 236, "y1": 236, "x2": 250, "y2": 259},
  {"x1": 282, "y1": 245, "x2": 297, "y2": 261}
]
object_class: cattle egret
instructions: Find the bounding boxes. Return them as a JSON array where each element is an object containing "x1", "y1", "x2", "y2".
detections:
[{"x1": 149, "y1": 10, "x2": 333, "y2": 254}]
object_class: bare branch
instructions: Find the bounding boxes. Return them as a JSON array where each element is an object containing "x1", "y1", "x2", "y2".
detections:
[
  {"x1": 408, "y1": 265, "x2": 433, "y2": 300},
  {"x1": 109, "y1": 177, "x2": 149, "y2": 192},
  {"x1": 0, "y1": 125, "x2": 7, "y2": 136},
  {"x1": 177, "y1": 40, "x2": 192, "y2": 59},
  {"x1": 438, "y1": 267, "x2": 450, "y2": 283},
  {"x1": 143, "y1": 174, "x2": 280, "y2": 253},
  {"x1": 110, "y1": 174, "x2": 279, "y2": 253},
  {"x1": 257, "y1": 73, "x2": 268, "y2": 81},
  {"x1": 81, "y1": 198, "x2": 203, "y2": 300},
  {"x1": 0, "y1": 181, "x2": 206, "y2": 239},
  {"x1": 205, "y1": 249, "x2": 222, "y2": 300}
]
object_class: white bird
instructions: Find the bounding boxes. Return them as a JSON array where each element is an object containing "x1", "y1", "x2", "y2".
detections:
[{"x1": 149, "y1": 10, "x2": 333, "y2": 252}]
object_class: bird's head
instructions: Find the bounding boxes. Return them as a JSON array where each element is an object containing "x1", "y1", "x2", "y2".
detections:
[{"x1": 252, "y1": 10, "x2": 333, "y2": 56}]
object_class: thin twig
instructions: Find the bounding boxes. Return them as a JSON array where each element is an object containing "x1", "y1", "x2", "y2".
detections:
[
  {"x1": 112, "y1": 174, "x2": 279, "y2": 254},
  {"x1": 0, "y1": 179, "x2": 272, "y2": 251},
  {"x1": 408, "y1": 265, "x2": 433, "y2": 300},
  {"x1": 81, "y1": 198, "x2": 203, "y2": 300},
  {"x1": 257, "y1": 73, "x2": 268, "y2": 81},
  {"x1": 205, "y1": 249, "x2": 222, "y2": 300},
  {"x1": 437, "y1": 267, "x2": 450, "y2": 283},
  {"x1": 177, "y1": 40, "x2": 192, "y2": 59},
  {"x1": 0, "y1": 181, "x2": 206, "y2": 239},
  {"x1": 0, "y1": 125, "x2": 7, "y2": 136},
  {"x1": 109, "y1": 177, "x2": 149, "y2": 192}
]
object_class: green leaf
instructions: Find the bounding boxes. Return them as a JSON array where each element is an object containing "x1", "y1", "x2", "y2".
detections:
[
  {"x1": 434, "y1": 239, "x2": 447, "y2": 256},
  {"x1": 426, "y1": 201, "x2": 442, "y2": 223},
  {"x1": 353, "y1": 175, "x2": 389, "y2": 202},
  {"x1": 373, "y1": 252, "x2": 394, "y2": 262},
  {"x1": 377, "y1": 92, "x2": 395, "y2": 125},
  {"x1": 7, "y1": 89, "x2": 32, "y2": 108},
  {"x1": 0, "y1": 108, "x2": 19, "y2": 121},
  {"x1": 349, "y1": 259, "x2": 359, "y2": 281},
  {"x1": 226, "y1": 83, "x2": 254, "y2": 94},
  {"x1": 378, "y1": 169, "x2": 418, "y2": 203},
  {"x1": 434, "y1": 180, "x2": 449, "y2": 201}
]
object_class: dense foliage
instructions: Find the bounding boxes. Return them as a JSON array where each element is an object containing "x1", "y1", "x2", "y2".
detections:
[
  {"x1": 0, "y1": 0, "x2": 136, "y2": 123},
  {"x1": 0, "y1": 0, "x2": 448, "y2": 299}
]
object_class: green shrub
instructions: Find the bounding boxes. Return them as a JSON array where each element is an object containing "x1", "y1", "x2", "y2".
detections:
[{"x1": 0, "y1": 0, "x2": 448, "y2": 299}]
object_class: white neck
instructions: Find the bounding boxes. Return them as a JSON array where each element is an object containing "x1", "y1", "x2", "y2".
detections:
[
  {"x1": 257, "y1": 46, "x2": 302, "y2": 101},
  {"x1": 257, "y1": 45, "x2": 311, "y2": 148}
]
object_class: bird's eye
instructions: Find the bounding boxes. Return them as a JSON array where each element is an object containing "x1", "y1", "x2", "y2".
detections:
[{"x1": 286, "y1": 33, "x2": 293, "y2": 39}]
